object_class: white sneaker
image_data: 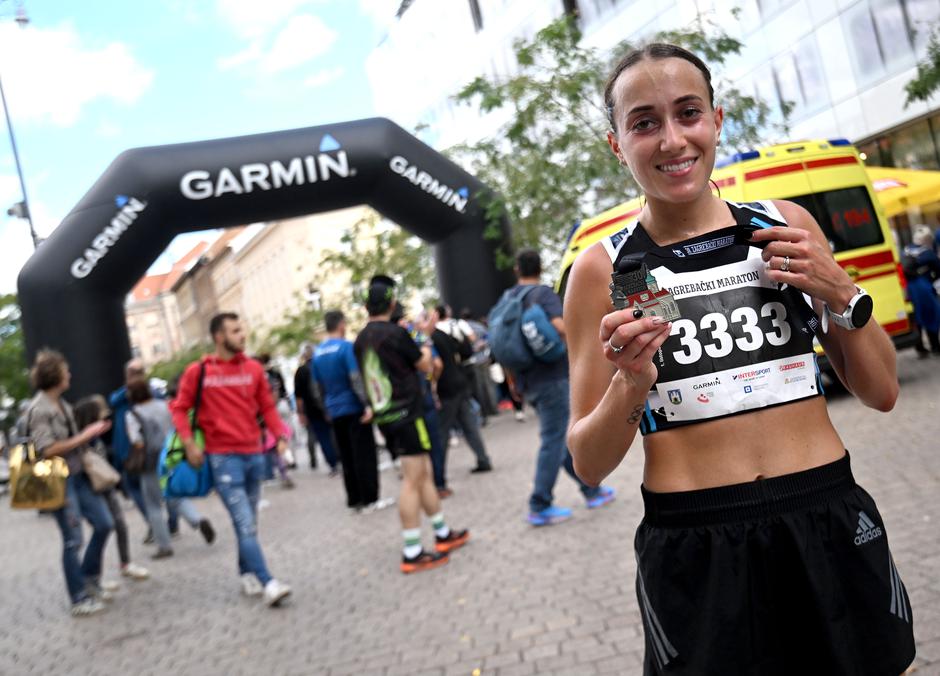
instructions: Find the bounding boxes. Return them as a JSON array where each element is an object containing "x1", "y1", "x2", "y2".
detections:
[
  {"x1": 71, "y1": 597, "x2": 105, "y2": 617},
  {"x1": 263, "y1": 579, "x2": 292, "y2": 607},
  {"x1": 121, "y1": 563, "x2": 150, "y2": 580},
  {"x1": 240, "y1": 573, "x2": 263, "y2": 597},
  {"x1": 100, "y1": 579, "x2": 121, "y2": 592},
  {"x1": 514, "y1": 411, "x2": 526, "y2": 422}
]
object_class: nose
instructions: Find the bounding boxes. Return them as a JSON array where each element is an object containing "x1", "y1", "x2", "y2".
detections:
[{"x1": 660, "y1": 117, "x2": 686, "y2": 153}]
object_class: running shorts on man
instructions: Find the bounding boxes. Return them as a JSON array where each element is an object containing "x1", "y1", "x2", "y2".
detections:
[
  {"x1": 380, "y1": 416, "x2": 432, "y2": 457},
  {"x1": 634, "y1": 453, "x2": 915, "y2": 675}
]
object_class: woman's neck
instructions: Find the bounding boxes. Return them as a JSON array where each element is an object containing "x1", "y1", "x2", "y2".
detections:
[{"x1": 640, "y1": 190, "x2": 728, "y2": 246}]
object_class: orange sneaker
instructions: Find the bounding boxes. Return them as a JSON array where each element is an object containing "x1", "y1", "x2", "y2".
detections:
[
  {"x1": 434, "y1": 529, "x2": 470, "y2": 554},
  {"x1": 400, "y1": 550, "x2": 449, "y2": 574}
]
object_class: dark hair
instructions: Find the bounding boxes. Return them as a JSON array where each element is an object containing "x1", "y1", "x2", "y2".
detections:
[
  {"x1": 127, "y1": 378, "x2": 153, "y2": 405},
  {"x1": 515, "y1": 248, "x2": 542, "y2": 277},
  {"x1": 209, "y1": 312, "x2": 239, "y2": 337},
  {"x1": 30, "y1": 349, "x2": 67, "y2": 391},
  {"x1": 324, "y1": 310, "x2": 345, "y2": 332},
  {"x1": 257, "y1": 352, "x2": 272, "y2": 365},
  {"x1": 604, "y1": 43, "x2": 714, "y2": 132},
  {"x1": 365, "y1": 279, "x2": 395, "y2": 315},
  {"x1": 73, "y1": 395, "x2": 107, "y2": 428},
  {"x1": 459, "y1": 307, "x2": 474, "y2": 321},
  {"x1": 435, "y1": 305, "x2": 449, "y2": 320}
]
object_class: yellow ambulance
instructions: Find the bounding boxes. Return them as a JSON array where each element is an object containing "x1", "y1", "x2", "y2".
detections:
[{"x1": 557, "y1": 139, "x2": 918, "y2": 361}]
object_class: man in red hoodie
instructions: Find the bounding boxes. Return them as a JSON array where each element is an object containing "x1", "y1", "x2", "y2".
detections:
[{"x1": 170, "y1": 312, "x2": 291, "y2": 607}]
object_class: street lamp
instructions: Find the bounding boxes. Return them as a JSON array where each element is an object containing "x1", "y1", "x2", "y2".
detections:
[{"x1": 0, "y1": 0, "x2": 40, "y2": 249}]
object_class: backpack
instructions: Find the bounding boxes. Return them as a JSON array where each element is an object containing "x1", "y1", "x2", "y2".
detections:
[{"x1": 487, "y1": 286, "x2": 566, "y2": 372}]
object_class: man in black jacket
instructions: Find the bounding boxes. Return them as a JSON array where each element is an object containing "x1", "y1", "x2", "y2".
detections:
[
  {"x1": 429, "y1": 307, "x2": 493, "y2": 474},
  {"x1": 293, "y1": 344, "x2": 339, "y2": 474}
]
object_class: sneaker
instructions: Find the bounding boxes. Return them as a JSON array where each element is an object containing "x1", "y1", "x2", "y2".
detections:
[
  {"x1": 470, "y1": 463, "x2": 493, "y2": 474},
  {"x1": 514, "y1": 410, "x2": 526, "y2": 422},
  {"x1": 435, "y1": 529, "x2": 470, "y2": 554},
  {"x1": 198, "y1": 519, "x2": 216, "y2": 545},
  {"x1": 437, "y1": 487, "x2": 454, "y2": 499},
  {"x1": 71, "y1": 597, "x2": 105, "y2": 617},
  {"x1": 328, "y1": 468, "x2": 340, "y2": 478},
  {"x1": 240, "y1": 573, "x2": 263, "y2": 597},
  {"x1": 86, "y1": 583, "x2": 114, "y2": 603},
  {"x1": 151, "y1": 548, "x2": 174, "y2": 560},
  {"x1": 100, "y1": 579, "x2": 121, "y2": 592},
  {"x1": 263, "y1": 579, "x2": 292, "y2": 607},
  {"x1": 586, "y1": 485, "x2": 616, "y2": 510},
  {"x1": 142, "y1": 529, "x2": 154, "y2": 545},
  {"x1": 527, "y1": 505, "x2": 573, "y2": 527},
  {"x1": 281, "y1": 476, "x2": 296, "y2": 489},
  {"x1": 400, "y1": 550, "x2": 449, "y2": 574},
  {"x1": 121, "y1": 563, "x2": 150, "y2": 580}
]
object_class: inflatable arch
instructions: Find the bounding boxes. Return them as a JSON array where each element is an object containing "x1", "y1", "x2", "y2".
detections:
[{"x1": 17, "y1": 117, "x2": 515, "y2": 398}]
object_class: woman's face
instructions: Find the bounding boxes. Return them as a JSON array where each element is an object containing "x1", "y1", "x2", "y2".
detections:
[{"x1": 607, "y1": 57, "x2": 723, "y2": 204}]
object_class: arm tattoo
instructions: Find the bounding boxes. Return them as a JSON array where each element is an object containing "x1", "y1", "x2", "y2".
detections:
[{"x1": 627, "y1": 404, "x2": 644, "y2": 426}]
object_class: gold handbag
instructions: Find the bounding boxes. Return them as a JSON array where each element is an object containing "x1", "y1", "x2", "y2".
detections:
[{"x1": 8, "y1": 441, "x2": 69, "y2": 510}]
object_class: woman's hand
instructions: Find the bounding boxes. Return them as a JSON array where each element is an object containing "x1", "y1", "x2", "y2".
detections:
[
  {"x1": 749, "y1": 226, "x2": 856, "y2": 310},
  {"x1": 80, "y1": 419, "x2": 111, "y2": 443},
  {"x1": 598, "y1": 309, "x2": 672, "y2": 388}
]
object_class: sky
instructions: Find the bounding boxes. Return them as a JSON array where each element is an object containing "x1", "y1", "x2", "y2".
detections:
[{"x1": 0, "y1": 0, "x2": 400, "y2": 293}]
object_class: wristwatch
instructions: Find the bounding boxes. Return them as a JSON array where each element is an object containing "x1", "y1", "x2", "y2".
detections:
[{"x1": 825, "y1": 286, "x2": 873, "y2": 331}]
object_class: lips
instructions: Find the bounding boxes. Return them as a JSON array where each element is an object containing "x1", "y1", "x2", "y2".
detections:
[{"x1": 657, "y1": 157, "x2": 697, "y2": 173}]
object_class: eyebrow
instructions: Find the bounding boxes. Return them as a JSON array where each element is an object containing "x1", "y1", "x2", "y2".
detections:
[{"x1": 627, "y1": 95, "x2": 704, "y2": 116}]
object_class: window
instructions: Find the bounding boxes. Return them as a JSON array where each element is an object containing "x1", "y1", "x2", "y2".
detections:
[
  {"x1": 842, "y1": 0, "x2": 924, "y2": 87},
  {"x1": 787, "y1": 187, "x2": 884, "y2": 253}
]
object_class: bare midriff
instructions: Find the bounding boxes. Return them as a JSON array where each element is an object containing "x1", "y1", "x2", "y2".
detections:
[{"x1": 641, "y1": 397, "x2": 847, "y2": 493}]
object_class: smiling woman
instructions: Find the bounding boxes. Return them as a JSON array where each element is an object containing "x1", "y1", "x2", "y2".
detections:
[{"x1": 564, "y1": 43, "x2": 915, "y2": 675}]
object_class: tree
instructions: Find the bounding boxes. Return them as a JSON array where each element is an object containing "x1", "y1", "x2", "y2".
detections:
[
  {"x1": 451, "y1": 13, "x2": 788, "y2": 260},
  {"x1": 904, "y1": 22, "x2": 940, "y2": 107},
  {"x1": 255, "y1": 303, "x2": 326, "y2": 357},
  {"x1": 320, "y1": 211, "x2": 438, "y2": 307},
  {"x1": 0, "y1": 294, "x2": 29, "y2": 429},
  {"x1": 148, "y1": 342, "x2": 212, "y2": 387}
]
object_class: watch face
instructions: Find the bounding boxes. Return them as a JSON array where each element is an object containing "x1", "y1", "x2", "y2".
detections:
[{"x1": 852, "y1": 293, "x2": 874, "y2": 328}]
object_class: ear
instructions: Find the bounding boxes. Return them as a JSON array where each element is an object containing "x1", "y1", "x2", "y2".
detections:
[
  {"x1": 607, "y1": 130, "x2": 625, "y2": 165},
  {"x1": 713, "y1": 105, "x2": 724, "y2": 143}
]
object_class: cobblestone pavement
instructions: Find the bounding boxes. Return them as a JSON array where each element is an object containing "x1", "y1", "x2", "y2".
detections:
[{"x1": 1, "y1": 351, "x2": 938, "y2": 676}]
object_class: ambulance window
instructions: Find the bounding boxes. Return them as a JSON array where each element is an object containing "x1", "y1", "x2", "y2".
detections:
[{"x1": 786, "y1": 187, "x2": 884, "y2": 253}]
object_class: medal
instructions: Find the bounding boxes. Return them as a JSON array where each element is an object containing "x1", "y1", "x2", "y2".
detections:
[{"x1": 609, "y1": 256, "x2": 682, "y2": 321}]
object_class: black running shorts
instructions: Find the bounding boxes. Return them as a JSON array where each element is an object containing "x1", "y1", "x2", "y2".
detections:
[
  {"x1": 635, "y1": 453, "x2": 915, "y2": 675},
  {"x1": 380, "y1": 417, "x2": 432, "y2": 457}
]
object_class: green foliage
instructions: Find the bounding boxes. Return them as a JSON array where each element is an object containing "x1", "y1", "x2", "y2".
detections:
[
  {"x1": 320, "y1": 211, "x2": 437, "y2": 305},
  {"x1": 0, "y1": 294, "x2": 28, "y2": 428},
  {"x1": 255, "y1": 304, "x2": 325, "y2": 357},
  {"x1": 149, "y1": 343, "x2": 211, "y2": 386},
  {"x1": 905, "y1": 23, "x2": 940, "y2": 107},
  {"x1": 451, "y1": 13, "x2": 788, "y2": 256}
]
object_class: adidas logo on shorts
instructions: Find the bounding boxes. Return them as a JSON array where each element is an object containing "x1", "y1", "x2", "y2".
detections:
[{"x1": 854, "y1": 511, "x2": 883, "y2": 546}]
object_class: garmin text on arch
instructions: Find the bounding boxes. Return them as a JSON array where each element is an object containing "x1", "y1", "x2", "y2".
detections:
[
  {"x1": 70, "y1": 196, "x2": 148, "y2": 279},
  {"x1": 180, "y1": 142, "x2": 355, "y2": 200},
  {"x1": 388, "y1": 155, "x2": 468, "y2": 213}
]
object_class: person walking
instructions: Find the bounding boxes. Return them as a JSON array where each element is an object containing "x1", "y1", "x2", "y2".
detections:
[
  {"x1": 354, "y1": 276, "x2": 469, "y2": 573},
  {"x1": 294, "y1": 344, "x2": 340, "y2": 474},
  {"x1": 25, "y1": 350, "x2": 114, "y2": 616},
  {"x1": 428, "y1": 307, "x2": 493, "y2": 474},
  {"x1": 108, "y1": 359, "x2": 153, "y2": 528},
  {"x1": 312, "y1": 310, "x2": 383, "y2": 511},
  {"x1": 170, "y1": 312, "x2": 292, "y2": 607},
  {"x1": 566, "y1": 43, "x2": 914, "y2": 673},
  {"x1": 126, "y1": 379, "x2": 216, "y2": 559},
  {"x1": 505, "y1": 249, "x2": 615, "y2": 526},
  {"x1": 72, "y1": 396, "x2": 150, "y2": 582}
]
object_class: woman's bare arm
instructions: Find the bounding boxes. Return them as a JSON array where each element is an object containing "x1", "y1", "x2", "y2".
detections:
[{"x1": 566, "y1": 244, "x2": 672, "y2": 485}]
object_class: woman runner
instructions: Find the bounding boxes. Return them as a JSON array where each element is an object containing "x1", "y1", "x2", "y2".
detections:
[{"x1": 566, "y1": 43, "x2": 915, "y2": 675}]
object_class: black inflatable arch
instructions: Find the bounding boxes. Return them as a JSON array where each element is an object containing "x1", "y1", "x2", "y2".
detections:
[{"x1": 17, "y1": 117, "x2": 514, "y2": 399}]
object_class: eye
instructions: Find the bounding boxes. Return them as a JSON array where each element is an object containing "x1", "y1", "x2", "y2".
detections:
[
  {"x1": 679, "y1": 107, "x2": 703, "y2": 120},
  {"x1": 631, "y1": 118, "x2": 657, "y2": 133}
]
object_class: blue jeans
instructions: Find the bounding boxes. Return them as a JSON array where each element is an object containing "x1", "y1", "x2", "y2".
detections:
[
  {"x1": 423, "y1": 389, "x2": 447, "y2": 489},
  {"x1": 122, "y1": 470, "x2": 149, "y2": 521},
  {"x1": 53, "y1": 473, "x2": 115, "y2": 604},
  {"x1": 308, "y1": 417, "x2": 338, "y2": 469},
  {"x1": 527, "y1": 377, "x2": 600, "y2": 512},
  {"x1": 207, "y1": 453, "x2": 272, "y2": 585}
]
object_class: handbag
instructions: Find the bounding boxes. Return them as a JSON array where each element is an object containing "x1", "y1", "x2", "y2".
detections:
[
  {"x1": 123, "y1": 409, "x2": 147, "y2": 475},
  {"x1": 82, "y1": 448, "x2": 121, "y2": 493},
  {"x1": 8, "y1": 409, "x2": 70, "y2": 510},
  {"x1": 160, "y1": 361, "x2": 213, "y2": 498}
]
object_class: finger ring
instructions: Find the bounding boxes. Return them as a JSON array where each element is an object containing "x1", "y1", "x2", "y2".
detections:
[
  {"x1": 609, "y1": 340, "x2": 624, "y2": 354},
  {"x1": 781, "y1": 256, "x2": 790, "y2": 273}
]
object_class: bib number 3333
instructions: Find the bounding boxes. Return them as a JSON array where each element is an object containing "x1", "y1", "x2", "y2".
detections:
[{"x1": 670, "y1": 301, "x2": 791, "y2": 365}]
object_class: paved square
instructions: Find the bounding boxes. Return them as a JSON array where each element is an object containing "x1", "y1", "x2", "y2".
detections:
[{"x1": 1, "y1": 351, "x2": 938, "y2": 675}]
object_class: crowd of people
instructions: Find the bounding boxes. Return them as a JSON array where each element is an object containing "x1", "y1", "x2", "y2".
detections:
[{"x1": 9, "y1": 38, "x2": 933, "y2": 674}]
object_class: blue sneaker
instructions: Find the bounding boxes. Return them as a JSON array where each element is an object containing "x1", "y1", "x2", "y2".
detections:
[
  {"x1": 527, "y1": 505, "x2": 573, "y2": 526},
  {"x1": 586, "y1": 485, "x2": 616, "y2": 509}
]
